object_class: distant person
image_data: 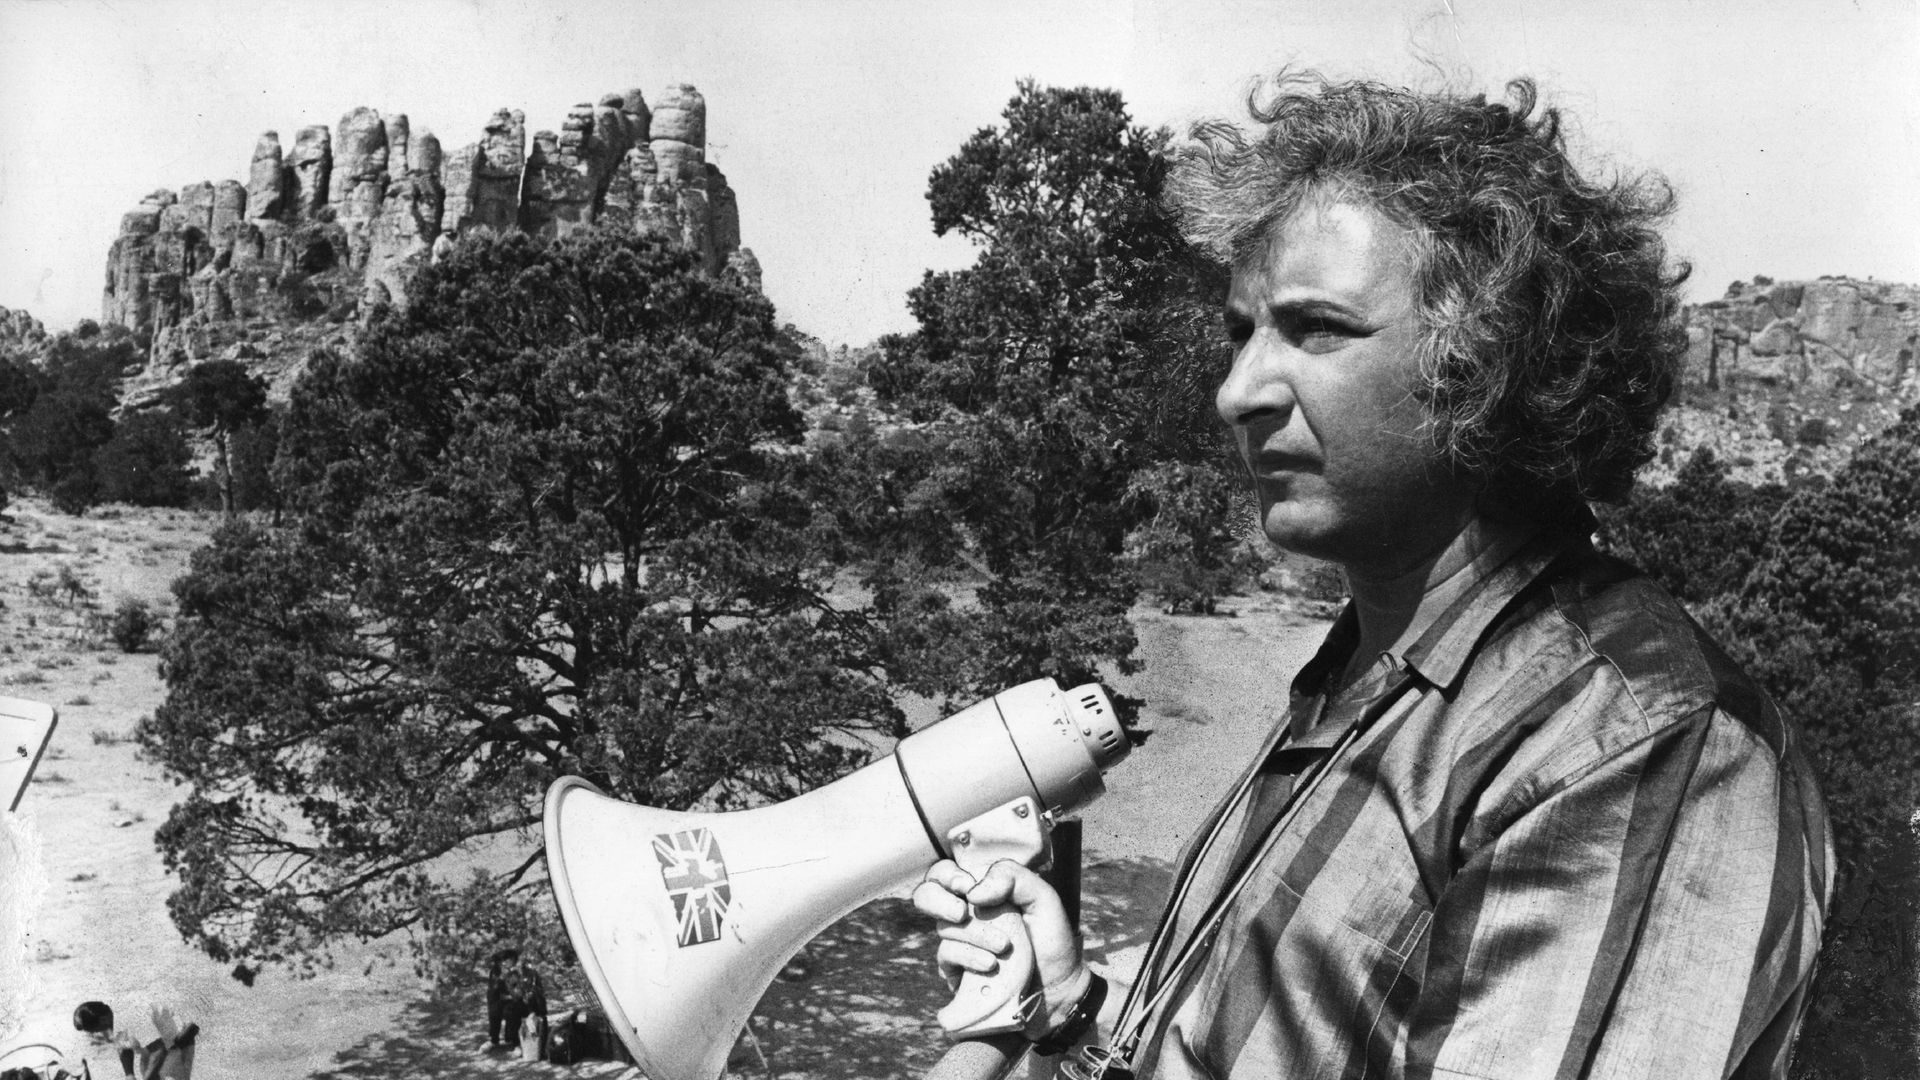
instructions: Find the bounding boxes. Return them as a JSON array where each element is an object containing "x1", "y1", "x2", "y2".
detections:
[
  {"x1": 915, "y1": 73, "x2": 1832, "y2": 1078},
  {"x1": 499, "y1": 953, "x2": 549, "y2": 1061},
  {"x1": 485, "y1": 949, "x2": 514, "y2": 1048}
]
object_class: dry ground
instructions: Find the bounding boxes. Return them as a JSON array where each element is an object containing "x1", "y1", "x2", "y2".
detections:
[{"x1": 0, "y1": 497, "x2": 1329, "y2": 1079}]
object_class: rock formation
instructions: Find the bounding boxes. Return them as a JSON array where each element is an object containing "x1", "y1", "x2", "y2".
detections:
[
  {"x1": 103, "y1": 83, "x2": 750, "y2": 400},
  {"x1": 0, "y1": 305, "x2": 48, "y2": 358},
  {"x1": 1683, "y1": 277, "x2": 1919, "y2": 393}
]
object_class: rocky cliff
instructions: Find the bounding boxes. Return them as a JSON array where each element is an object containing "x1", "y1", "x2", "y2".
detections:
[
  {"x1": 104, "y1": 83, "x2": 747, "y2": 403},
  {"x1": 1683, "y1": 276, "x2": 1917, "y2": 393},
  {"x1": 1650, "y1": 276, "x2": 1920, "y2": 488}
]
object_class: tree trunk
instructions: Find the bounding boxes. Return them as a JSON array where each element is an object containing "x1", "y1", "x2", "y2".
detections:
[{"x1": 215, "y1": 432, "x2": 233, "y2": 516}]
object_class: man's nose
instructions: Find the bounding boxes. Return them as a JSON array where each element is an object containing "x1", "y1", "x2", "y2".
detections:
[{"x1": 1215, "y1": 331, "x2": 1294, "y2": 428}]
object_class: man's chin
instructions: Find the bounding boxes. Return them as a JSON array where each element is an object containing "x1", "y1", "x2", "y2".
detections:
[{"x1": 1257, "y1": 509, "x2": 1342, "y2": 564}]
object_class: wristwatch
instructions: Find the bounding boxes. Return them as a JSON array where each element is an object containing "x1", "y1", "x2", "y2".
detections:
[{"x1": 1030, "y1": 973, "x2": 1108, "y2": 1057}]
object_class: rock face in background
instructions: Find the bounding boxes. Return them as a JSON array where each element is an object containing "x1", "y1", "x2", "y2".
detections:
[
  {"x1": 1650, "y1": 276, "x2": 1920, "y2": 492},
  {"x1": 103, "y1": 83, "x2": 751, "y2": 403},
  {"x1": 1683, "y1": 277, "x2": 1919, "y2": 393},
  {"x1": 0, "y1": 306, "x2": 49, "y2": 358}
]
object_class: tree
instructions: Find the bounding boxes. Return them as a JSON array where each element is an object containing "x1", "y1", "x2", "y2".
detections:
[
  {"x1": 1, "y1": 328, "x2": 138, "y2": 512},
  {"x1": 865, "y1": 81, "x2": 1226, "y2": 699},
  {"x1": 95, "y1": 407, "x2": 196, "y2": 507},
  {"x1": 1594, "y1": 447, "x2": 1789, "y2": 603},
  {"x1": 166, "y1": 359, "x2": 268, "y2": 516},
  {"x1": 1121, "y1": 461, "x2": 1263, "y2": 614},
  {"x1": 144, "y1": 229, "x2": 912, "y2": 975}
]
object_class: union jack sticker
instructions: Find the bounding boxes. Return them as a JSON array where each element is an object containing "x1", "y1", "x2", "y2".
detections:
[{"x1": 652, "y1": 827, "x2": 732, "y2": 947}]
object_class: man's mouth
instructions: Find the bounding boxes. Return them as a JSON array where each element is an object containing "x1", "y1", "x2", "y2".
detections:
[{"x1": 1248, "y1": 449, "x2": 1318, "y2": 478}]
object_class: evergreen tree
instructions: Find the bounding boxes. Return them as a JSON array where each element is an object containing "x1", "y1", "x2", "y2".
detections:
[
  {"x1": 95, "y1": 407, "x2": 196, "y2": 507},
  {"x1": 1, "y1": 327, "x2": 139, "y2": 512},
  {"x1": 166, "y1": 359, "x2": 268, "y2": 516},
  {"x1": 867, "y1": 81, "x2": 1226, "y2": 697},
  {"x1": 145, "y1": 230, "x2": 912, "y2": 974}
]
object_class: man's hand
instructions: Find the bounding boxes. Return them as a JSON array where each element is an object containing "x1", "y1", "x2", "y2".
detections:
[{"x1": 912, "y1": 857, "x2": 1094, "y2": 1038}]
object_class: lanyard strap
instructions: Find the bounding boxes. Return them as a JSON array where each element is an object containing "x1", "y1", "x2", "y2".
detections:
[{"x1": 1095, "y1": 678, "x2": 1416, "y2": 1075}]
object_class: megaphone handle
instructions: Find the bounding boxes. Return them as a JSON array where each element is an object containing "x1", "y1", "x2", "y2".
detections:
[{"x1": 937, "y1": 797, "x2": 1050, "y2": 1038}]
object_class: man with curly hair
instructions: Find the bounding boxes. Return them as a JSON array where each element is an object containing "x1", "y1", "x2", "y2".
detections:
[{"x1": 918, "y1": 75, "x2": 1833, "y2": 1079}]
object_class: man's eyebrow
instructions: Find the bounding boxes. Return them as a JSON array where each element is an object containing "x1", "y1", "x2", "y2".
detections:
[{"x1": 1266, "y1": 295, "x2": 1365, "y2": 320}]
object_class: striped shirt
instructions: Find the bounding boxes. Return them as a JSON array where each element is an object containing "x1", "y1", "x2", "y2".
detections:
[{"x1": 1132, "y1": 532, "x2": 1833, "y2": 1079}]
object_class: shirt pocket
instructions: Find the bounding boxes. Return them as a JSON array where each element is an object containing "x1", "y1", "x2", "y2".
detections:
[{"x1": 1275, "y1": 817, "x2": 1432, "y2": 961}]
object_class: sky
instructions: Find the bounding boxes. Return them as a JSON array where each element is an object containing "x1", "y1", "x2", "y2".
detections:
[{"x1": 1, "y1": 0, "x2": 1916, "y2": 347}]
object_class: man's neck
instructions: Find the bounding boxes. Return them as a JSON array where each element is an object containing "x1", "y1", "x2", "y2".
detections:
[{"x1": 1343, "y1": 515, "x2": 1536, "y2": 670}]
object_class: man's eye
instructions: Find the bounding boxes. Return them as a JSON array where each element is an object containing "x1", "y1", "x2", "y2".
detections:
[
  {"x1": 1295, "y1": 317, "x2": 1357, "y2": 351},
  {"x1": 1223, "y1": 317, "x2": 1253, "y2": 345}
]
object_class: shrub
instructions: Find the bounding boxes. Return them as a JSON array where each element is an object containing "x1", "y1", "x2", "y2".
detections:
[
  {"x1": 1121, "y1": 462, "x2": 1263, "y2": 614},
  {"x1": 109, "y1": 597, "x2": 157, "y2": 653},
  {"x1": 1595, "y1": 448, "x2": 1788, "y2": 602},
  {"x1": 95, "y1": 408, "x2": 196, "y2": 507},
  {"x1": 1797, "y1": 416, "x2": 1833, "y2": 448}
]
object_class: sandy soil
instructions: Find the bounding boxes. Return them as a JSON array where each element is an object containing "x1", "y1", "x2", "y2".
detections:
[{"x1": 0, "y1": 496, "x2": 1328, "y2": 1079}]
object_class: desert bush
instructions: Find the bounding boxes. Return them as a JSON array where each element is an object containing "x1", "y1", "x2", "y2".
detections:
[
  {"x1": 1797, "y1": 416, "x2": 1834, "y2": 447},
  {"x1": 109, "y1": 597, "x2": 158, "y2": 653}
]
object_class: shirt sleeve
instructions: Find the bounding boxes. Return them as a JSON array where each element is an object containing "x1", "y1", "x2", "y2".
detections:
[{"x1": 1403, "y1": 705, "x2": 1831, "y2": 1080}]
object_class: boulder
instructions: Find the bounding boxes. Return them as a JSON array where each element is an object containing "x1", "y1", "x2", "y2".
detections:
[
  {"x1": 621, "y1": 88, "x2": 651, "y2": 139},
  {"x1": 408, "y1": 129, "x2": 442, "y2": 179},
  {"x1": 651, "y1": 84, "x2": 705, "y2": 146},
  {"x1": 726, "y1": 247, "x2": 762, "y2": 292},
  {"x1": 600, "y1": 147, "x2": 641, "y2": 232},
  {"x1": 1798, "y1": 279, "x2": 1867, "y2": 352},
  {"x1": 289, "y1": 125, "x2": 333, "y2": 219},
  {"x1": 438, "y1": 142, "x2": 482, "y2": 234},
  {"x1": 651, "y1": 139, "x2": 704, "y2": 185},
  {"x1": 1750, "y1": 318, "x2": 1799, "y2": 358},
  {"x1": 211, "y1": 180, "x2": 248, "y2": 256},
  {"x1": 384, "y1": 113, "x2": 410, "y2": 177},
  {"x1": 247, "y1": 132, "x2": 288, "y2": 220},
  {"x1": 455, "y1": 108, "x2": 525, "y2": 234}
]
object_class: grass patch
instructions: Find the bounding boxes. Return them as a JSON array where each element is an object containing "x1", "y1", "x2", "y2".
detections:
[
  {"x1": 65, "y1": 694, "x2": 90, "y2": 707},
  {"x1": 90, "y1": 727, "x2": 132, "y2": 746},
  {"x1": 37, "y1": 770, "x2": 70, "y2": 784}
]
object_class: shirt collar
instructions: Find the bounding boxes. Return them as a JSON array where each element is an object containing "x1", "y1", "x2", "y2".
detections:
[{"x1": 1288, "y1": 524, "x2": 1588, "y2": 701}]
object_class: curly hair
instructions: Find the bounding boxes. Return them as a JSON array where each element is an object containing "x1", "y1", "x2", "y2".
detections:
[{"x1": 1171, "y1": 74, "x2": 1690, "y2": 511}]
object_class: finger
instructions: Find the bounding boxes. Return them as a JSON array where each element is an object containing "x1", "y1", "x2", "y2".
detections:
[
  {"x1": 935, "y1": 919, "x2": 1013, "y2": 957},
  {"x1": 936, "y1": 938, "x2": 1000, "y2": 977},
  {"x1": 911, "y1": 880, "x2": 969, "y2": 925},
  {"x1": 965, "y1": 859, "x2": 1062, "y2": 919},
  {"x1": 924, "y1": 859, "x2": 979, "y2": 895}
]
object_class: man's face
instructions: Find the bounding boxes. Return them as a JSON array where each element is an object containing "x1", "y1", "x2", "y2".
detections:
[{"x1": 1218, "y1": 198, "x2": 1475, "y2": 580}]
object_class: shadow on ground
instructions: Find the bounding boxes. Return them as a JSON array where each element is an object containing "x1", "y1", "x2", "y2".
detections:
[{"x1": 308, "y1": 992, "x2": 629, "y2": 1080}]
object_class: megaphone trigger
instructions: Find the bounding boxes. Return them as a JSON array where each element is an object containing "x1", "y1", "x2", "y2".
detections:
[{"x1": 936, "y1": 796, "x2": 1052, "y2": 1037}]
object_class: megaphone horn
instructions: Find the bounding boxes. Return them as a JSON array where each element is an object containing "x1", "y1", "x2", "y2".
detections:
[{"x1": 545, "y1": 677, "x2": 1129, "y2": 1080}]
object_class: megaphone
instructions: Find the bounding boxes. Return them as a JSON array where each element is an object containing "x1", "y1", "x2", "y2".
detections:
[{"x1": 544, "y1": 677, "x2": 1129, "y2": 1080}]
